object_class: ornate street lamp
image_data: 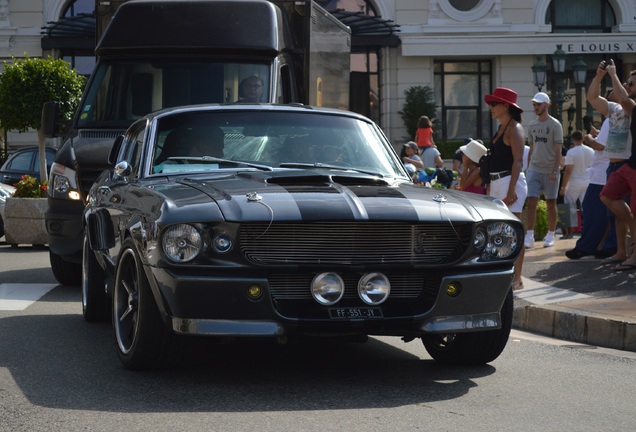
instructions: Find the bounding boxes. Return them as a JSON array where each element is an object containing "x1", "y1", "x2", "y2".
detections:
[
  {"x1": 572, "y1": 56, "x2": 588, "y2": 86},
  {"x1": 552, "y1": 44, "x2": 566, "y2": 74},
  {"x1": 567, "y1": 104, "x2": 576, "y2": 136},
  {"x1": 572, "y1": 56, "x2": 588, "y2": 131},
  {"x1": 552, "y1": 44, "x2": 567, "y2": 122},
  {"x1": 532, "y1": 56, "x2": 547, "y2": 92}
]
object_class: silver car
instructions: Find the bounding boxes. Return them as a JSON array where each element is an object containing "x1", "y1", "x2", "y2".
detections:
[{"x1": 0, "y1": 182, "x2": 16, "y2": 239}]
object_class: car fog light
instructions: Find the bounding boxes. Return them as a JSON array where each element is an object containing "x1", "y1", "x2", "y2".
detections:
[
  {"x1": 446, "y1": 282, "x2": 461, "y2": 297},
  {"x1": 163, "y1": 224, "x2": 202, "y2": 262},
  {"x1": 358, "y1": 272, "x2": 390, "y2": 305},
  {"x1": 311, "y1": 273, "x2": 344, "y2": 305},
  {"x1": 248, "y1": 284, "x2": 262, "y2": 299},
  {"x1": 213, "y1": 234, "x2": 233, "y2": 253}
]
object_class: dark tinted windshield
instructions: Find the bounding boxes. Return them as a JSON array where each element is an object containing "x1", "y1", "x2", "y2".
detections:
[
  {"x1": 149, "y1": 110, "x2": 405, "y2": 178},
  {"x1": 77, "y1": 60, "x2": 271, "y2": 129}
]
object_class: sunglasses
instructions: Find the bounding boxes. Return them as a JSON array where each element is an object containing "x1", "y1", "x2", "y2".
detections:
[{"x1": 489, "y1": 102, "x2": 500, "y2": 107}]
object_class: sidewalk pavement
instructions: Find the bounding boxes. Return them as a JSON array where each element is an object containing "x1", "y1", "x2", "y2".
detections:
[{"x1": 513, "y1": 234, "x2": 636, "y2": 352}]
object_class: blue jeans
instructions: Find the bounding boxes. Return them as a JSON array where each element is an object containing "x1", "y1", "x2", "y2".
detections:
[{"x1": 574, "y1": 183, "x2": 617, "y2": 253}]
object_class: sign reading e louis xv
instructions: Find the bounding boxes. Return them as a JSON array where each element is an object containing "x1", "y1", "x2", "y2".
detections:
[{"x1": 566, "y1": 42, "x2": 635, "y2": 53}]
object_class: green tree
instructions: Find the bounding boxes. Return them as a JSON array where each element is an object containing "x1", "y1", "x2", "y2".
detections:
[
  {"x1": 0, "y1": 55, "x2": 85, "y2": 181},
  {"x1": 399, "y1": 85, "x2": 437, "y2": 140}
]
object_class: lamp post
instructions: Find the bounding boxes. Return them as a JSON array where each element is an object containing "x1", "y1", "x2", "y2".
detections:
[
  {"x1": 567, "y1": 104, "x2": 576, "y2": 137},
  {"x1": 532, "y1": 56, "x2": 547, "y2": 92},
  {"x1": 552, "y1": 44, "x2": 567, "y2": 123},
  {"x1": 572, "y1": 56, "x2": 588, "y2": 131}
]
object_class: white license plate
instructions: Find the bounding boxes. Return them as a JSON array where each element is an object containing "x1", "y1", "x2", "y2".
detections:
[{"x1": 329, "y1": 307, "x2": 383, "y2": 319}]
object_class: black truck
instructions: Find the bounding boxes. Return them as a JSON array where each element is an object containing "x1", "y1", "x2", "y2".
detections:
[{"x1": 43, "y1": 0, "x2": 351, "y2": 284}]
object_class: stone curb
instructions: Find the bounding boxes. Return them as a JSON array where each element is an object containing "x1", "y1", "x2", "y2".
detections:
[{"x1": 513, "y1": 305, "x2": 636, "y2": 352}]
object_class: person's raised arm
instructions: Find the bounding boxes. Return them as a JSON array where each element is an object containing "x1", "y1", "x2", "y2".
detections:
[
  {"x1": 587, "y1": 61, "x2": 609, "y2": 116},
  {"x1": 606, "y1": 59, "x2": 635, "y2": 113}
]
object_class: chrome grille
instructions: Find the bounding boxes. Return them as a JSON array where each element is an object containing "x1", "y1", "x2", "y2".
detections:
[{"x1": 240, "y1": 222, "x2": 472, "y2": 265}]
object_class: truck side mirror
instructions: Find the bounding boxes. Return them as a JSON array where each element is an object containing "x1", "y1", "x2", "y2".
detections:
[{"x1": 41, "y1": 101, "x2": 60, "y2": 138}]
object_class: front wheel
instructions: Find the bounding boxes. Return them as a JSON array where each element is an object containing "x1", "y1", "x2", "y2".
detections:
[
  {"x1": 50, "y1": 250, "x2": 82, "y2": 286},
  {"x1": 422, "y1": 289, "x2": 513, "y2": 365},
  {"x1": 82, "y1": 235, "x2": 109, "y2": 322},
  {"x1": 113, "y1": 238, "x2": 183, "y2": 370}
]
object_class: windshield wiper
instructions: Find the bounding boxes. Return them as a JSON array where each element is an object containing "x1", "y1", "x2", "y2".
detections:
[
  {"x1": 168, "y1": 156, "x2": 273, "y2": 171},
  {"x1": 279, "y1": 162, "x2": 385, "y2": 178}
]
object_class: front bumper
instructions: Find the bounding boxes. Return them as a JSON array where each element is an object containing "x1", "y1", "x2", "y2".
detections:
[
  {"x1": 45, "y1": 197, "x2": 85, "y2": 262},
  {"x1": 149, "y1": 266, "x2": 514, "y2": 337}
]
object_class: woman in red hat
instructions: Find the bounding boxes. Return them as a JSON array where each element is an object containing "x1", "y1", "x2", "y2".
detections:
[{"x1": 484, "y1": 87, "x2": 528, "y2": 290}]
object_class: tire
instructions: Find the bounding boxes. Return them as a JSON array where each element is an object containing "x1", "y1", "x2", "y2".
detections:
[
  {"x1": 49, "y1": 250, "x2": 82, "y2": 286},
  {"x1": 82, "y1": 235, "x2": 110, "y2": 322},
  {"x1": 113, "y1": 238, "x2": 183, "y2": 370},
  {"x1": 0, "y1": 214, "x2": 4, "y2": 239},
  {"x1": 422, "y1": 289, "x2": 513, "y2": 365}
]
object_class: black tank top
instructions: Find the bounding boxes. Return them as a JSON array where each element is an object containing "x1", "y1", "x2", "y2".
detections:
[{"x1": 489, "y1": 120, "x2": 513, "y2": 172}]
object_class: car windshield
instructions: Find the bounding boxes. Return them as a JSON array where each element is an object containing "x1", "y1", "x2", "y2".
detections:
[{"x1": 150, "y1": 110, "x2": 405, "y2": 178}]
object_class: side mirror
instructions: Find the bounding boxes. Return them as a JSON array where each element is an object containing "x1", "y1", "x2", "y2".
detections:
[{"x1": 41, "y1": 101, "x2": 60, "y2": 138}]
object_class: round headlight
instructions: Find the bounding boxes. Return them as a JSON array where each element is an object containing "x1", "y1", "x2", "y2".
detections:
[
  {"x1": 163, "y1": 224, "x2": 202, "y2": 262},
  {"x1": 358, "y1": 272, "x2": 390, "y2": 305},
  {"x1": 474, "y1": 227, "x2": 487, "y2": 249},
  {"x1": 311, "y1": 273, "x2": 345, "y2": 305},
  {"x1": 213, "y1": 234, "x2": 233, "y2": 253},
  {"x1": 482, "y1": 222, "x2": 518, "y2": 259}
]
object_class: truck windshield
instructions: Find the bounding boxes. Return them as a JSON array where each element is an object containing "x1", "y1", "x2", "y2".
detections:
[{"x1": 76, "y1": 59, "x2": 271, "y2": 129}]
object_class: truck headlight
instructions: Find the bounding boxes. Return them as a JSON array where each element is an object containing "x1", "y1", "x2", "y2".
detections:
[
  {"x1": 49, "y1": 162, "x2": 81, "y2": 200},
  {"x1": 163, "y1": 224, "x2": 203, "y2": 262}
]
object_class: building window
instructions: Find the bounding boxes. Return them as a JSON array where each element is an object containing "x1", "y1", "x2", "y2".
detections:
[
  {"x1": 60, "y1": 0, "x2": 95, "y2": 76},
  {"x1": 448, "y1": 0, "x2": 481, "y2": 12},
  {"x1": 548, "y1": 0, "x2": 615, "y2": 33},
  {"x1": 434, "y1": 60, "x2": 492, "y2": 141}
]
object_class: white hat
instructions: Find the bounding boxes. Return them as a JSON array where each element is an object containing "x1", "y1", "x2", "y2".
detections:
[
  {"x1": 531, "y1": 92, "x2": 551, "y2": 104},
  {"x1": 459, "y1": 139, "x2": 487, "y2": 164}
]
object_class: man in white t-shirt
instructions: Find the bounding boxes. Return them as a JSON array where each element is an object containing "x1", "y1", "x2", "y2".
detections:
[{"x1": 559, "y1": 130, "x2": 594, "y2": 238}]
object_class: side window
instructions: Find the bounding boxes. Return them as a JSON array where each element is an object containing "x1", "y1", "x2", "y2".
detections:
[
  {"x1": 120, "y1": 125, "x2": 146, "y2": 178},
  {"x1": 9, "y1": 152, "x2": 34, "y2": 172},
  {"x1": 128, "y1": 128, "x2": 145, "y2": 178}
]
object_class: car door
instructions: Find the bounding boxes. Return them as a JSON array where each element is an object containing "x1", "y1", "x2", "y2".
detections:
[
  {"x1": 0, "y1": 150, "x2": 34, "y2": 185},
  {"x1": 98, "y1": 122, "x2": 147, "y2": 264}
]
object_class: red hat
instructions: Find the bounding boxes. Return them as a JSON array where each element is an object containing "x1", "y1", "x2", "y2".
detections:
[{"x1": 484, "y1": 87, "x2": 523, "y2": 112}]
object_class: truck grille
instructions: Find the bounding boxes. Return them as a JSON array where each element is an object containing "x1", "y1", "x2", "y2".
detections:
[{"x1": 239, "y1": 222, "x2": 472, "y2": 265}]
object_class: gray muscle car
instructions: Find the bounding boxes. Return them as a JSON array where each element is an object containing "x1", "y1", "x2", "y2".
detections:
[{"x1": 83, "y1": 104, "x2": 523, "y2": 370}]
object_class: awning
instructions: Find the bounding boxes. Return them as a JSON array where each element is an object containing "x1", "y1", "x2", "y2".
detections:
[
  {"x1": 330, "y1": 9, "x2": 401, "y2": 48},
  {"x1": 41, "y1": 13, "x2": 95, "y2": 50}
]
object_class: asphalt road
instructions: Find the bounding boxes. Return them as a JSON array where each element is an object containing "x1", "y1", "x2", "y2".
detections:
[{"x1": 1, "y1": 243, "x2": 636, "y2": 431}]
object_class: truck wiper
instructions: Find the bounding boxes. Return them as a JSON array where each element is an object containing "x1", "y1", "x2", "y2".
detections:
[
  {"x1": 279, "y1": 162, "x2": 385, "y2": 178},
  {"x1": 168, "y1": 156, "x2": 273, "y2": 171}
]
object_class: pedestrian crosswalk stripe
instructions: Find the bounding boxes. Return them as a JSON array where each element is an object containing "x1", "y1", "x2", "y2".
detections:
[{"x1": 0, "y1": 283, "x2": 57, "y2": 311}]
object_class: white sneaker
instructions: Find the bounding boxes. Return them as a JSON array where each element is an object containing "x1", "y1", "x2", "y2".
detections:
[
  {"x1": 543, "y1": 232, "x2": 555, "y2": 247},
  {"x1": 524, "y1": 232, "x2": 535, "y2": 248}
]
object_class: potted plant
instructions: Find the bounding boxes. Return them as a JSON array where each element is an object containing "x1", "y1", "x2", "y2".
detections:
[{"x1": 4, "y1": 174, "x2": 49, "y2": 245}]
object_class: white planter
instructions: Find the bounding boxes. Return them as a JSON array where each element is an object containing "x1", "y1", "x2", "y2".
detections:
[{"x1": 4, "y1": 198, "x2": 48, "y2": 245}]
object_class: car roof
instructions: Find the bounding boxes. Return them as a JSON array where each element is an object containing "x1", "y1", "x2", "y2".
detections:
[{"x1": 141, "y1": 103, "x2": 373, "y2": 123}]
